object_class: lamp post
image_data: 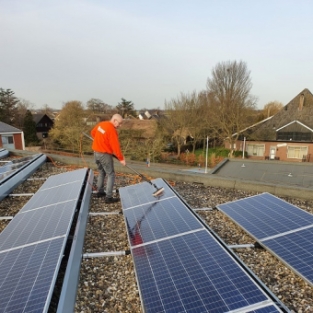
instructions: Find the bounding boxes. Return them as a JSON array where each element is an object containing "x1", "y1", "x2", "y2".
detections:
[{"x1": 242, "y1": 137, "x2": 246, "y2": 159}]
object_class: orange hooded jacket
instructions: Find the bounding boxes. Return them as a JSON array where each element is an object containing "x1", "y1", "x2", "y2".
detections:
[{"x1": 91, "y1": 121, "x2": 124, "y2": 161}]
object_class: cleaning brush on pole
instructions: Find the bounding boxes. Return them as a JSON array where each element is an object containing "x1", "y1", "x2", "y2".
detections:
[{"x1": 125, "y1": 164, "x2": 164, "y2": 197}]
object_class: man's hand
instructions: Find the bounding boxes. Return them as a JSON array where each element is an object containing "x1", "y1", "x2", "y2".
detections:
[{"x1": 120, "y1": 159, "x2": 126, "y2": 166}]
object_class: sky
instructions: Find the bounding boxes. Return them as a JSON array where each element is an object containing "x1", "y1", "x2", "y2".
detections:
[{"x1": 1, "y1": 0, "x2": 313, "y2": 111}]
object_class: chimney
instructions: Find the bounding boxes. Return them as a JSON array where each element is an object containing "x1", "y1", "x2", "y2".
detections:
[{"x1": 299, "y1": 93, "x2": 304, "y2": 111}]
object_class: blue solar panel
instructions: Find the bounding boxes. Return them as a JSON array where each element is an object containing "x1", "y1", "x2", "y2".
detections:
[
  {"x1": 120, "y1": 180, "x2": 286, "y2": 312},
  {"x1": 264, "y1": 227, "x2": 313, "y2": 284},
  {"x1": 0, "y1": 200, "x2": 77, "y2": 250},
  {"x1": 20, "y1": 181, "x2": 83, "y2": 213},
  {"x1": 41, "y1": 168, "x2": 87, "y2": 189},
  {"x1": 0, "y1": 155, "x2": 41, "y2": 177},
  {"x1": 0, "y1": 148, "x2": 9, "y2": 158},
  {"x1": 120, "y1": 178, "x2": 176, "y2": 209},
  {"x1": 217, "y1": 192, "x2": 313, "y2": 240},
  {"x1": 217, "y1": 192, "x2": 313, "y2": 287},
  {"x1": 132, "y1": 230, "x2": 276, "y2": 313},
  {"x1": 0, "y1": 238, "x2": 64, "y2": 313},
  {"x1": 0, "y1": 168, "x2": 89, "y2": 313},
  {"x1": 124, "y1": 197, "x2": 204, "y2": 245}
]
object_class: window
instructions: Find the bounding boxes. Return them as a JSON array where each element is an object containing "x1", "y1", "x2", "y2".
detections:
[
  {"x1": 287, "y1": 146, "x2": 308, "y2": 159},
  {"x1": 247, "y1": 144, "x2": 265, "y2": 157},
  {"x1": 277, "y1": 132, "x2": 312, "y2": 141},
  {"x1": 2, "y1": 136, "x2": 14, "y2": 144}
]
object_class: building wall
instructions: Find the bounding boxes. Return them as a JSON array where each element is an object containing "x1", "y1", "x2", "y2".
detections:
[
  {"x1": 0, "y1": 133, "x2": 24, "y2": 150},
  {"x1": 13, "y1": 134, "x2": 24, "y2": 150},
  {"x1": 231, "y1": 140, "x2": 313, "y2": 162}
]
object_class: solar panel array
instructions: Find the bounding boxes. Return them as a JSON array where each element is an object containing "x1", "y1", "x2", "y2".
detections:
[
  {"x1": 0, "y1": 148, "x2": 9, "y2": 159},
  {"x1": 0, "y1": 155, "x2": 37, "y2": 178},
  {"x1": 120, "y1": 179, "x2": 286, "y2": 313},
  {"x1": 0, "y1": 154, "x2": 44, "y2": 181},
  {"x1": 0, "y1": 154, "x2": 47, "y2": 201},
  {"x1": 217, "y1": 192, "x2": 313, "y2": 287},
  {"x1": 0, "y1": 168, "x2": 88, "y2": 313}
]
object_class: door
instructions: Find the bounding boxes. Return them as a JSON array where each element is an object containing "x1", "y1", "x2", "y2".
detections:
[{"x1": 269, "y1": 146, "x2": 276, "y2": 160}]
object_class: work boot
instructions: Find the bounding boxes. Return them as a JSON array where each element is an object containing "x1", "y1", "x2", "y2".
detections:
[{"x1": 105, "y1": 197, "x2": 120, "y2": 204}]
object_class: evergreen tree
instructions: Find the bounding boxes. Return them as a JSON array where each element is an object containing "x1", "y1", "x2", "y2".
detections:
[
  {"x1": 116, "y1": 98, "x2": 136, "y2": 117},
  {"x1": 0, "y1": 88, "x2": 19, "y2": 125},
  {"x1": 23, "y1": 110, "x2": 39, "y2": 145}
]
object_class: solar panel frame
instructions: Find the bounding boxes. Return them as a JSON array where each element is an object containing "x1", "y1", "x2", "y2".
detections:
[
  {"x1": 56, "y1": 168, "x2": 94, "y2": 313},
  {"x1": 247, "y1": 305, "x2": 286, "y2": 313}
]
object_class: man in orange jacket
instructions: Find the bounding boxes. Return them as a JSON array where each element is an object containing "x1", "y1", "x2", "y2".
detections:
[{"x1": 91, "y1": 114, "x2": 126, "y2": 203}]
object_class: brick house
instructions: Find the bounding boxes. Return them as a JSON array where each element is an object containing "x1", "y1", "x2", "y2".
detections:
[
  {"x1": 228, "y1": 88, "x2": 313, "y2": 162},
  {"x1": 0, "y1": 121, "x2": 25, "y2": 150}
]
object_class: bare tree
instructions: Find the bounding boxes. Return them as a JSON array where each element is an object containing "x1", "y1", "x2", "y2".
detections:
[
  {"x1": 37, "y1": 104, "x2": 55, "y2": 118},
  {"x1": 49, "y1": 101, "x2": 90, "y2": 152},
  {"x1": 185, "y1": 91, "x2": 209, "y2": 153},
  {"x1": 206, "y1": 60, "x2": 256, "y2": 156},
  {"x1": 162, "y1": 92, "x2": 208, "y2": 157},
  {"x1": 262, "y1": 101, "x2": 284, "y2": 118},
  {"x1": 86, "y1": 98, "x2": 112, "y2": 114}
]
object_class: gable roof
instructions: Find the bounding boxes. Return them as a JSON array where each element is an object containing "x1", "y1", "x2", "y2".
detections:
[
  {"x1": 276, "y1": 120, "x2": 313, "y2": 132},
  {"x1": 248, "y1": 88, "x2": 313, "y2": 140},
  {"x1": 32, "y1": 113, "x2": 53, "y2": 124},
  {"x1": 0, "y1": 121, "x2": 22, "y2": 133}
]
